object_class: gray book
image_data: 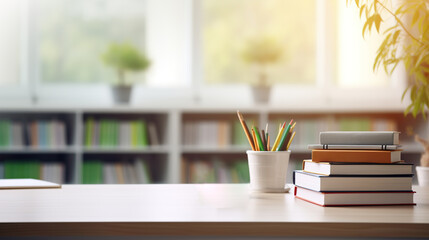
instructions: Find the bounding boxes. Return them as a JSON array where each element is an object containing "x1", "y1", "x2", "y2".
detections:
[
  {"x1": 319, "y1": 131, "x2": 400, "y2": 145},
  {"x1": 308, "y1": 144, "x2": 401, "y2": 150}
]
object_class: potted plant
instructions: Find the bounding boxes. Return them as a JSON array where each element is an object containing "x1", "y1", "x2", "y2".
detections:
[
  {"x1": 241, "y1": 36, "x2": 283, "y2": 104},
  {"x1": 415, "y1": 135, "x2": 429, "y2": 186},
  {"x1": 101, "y1": 42, "x2": 150, "y2": 104},
  {"x1": 352, "y1": 0, "x2": 429, "y2": 184}
]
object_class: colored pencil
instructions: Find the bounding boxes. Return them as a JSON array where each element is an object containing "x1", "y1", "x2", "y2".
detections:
[
  {"x1": 281, "y1": 122, "x2": 296, "y2": 151},
  {"x1": 271, "y1": 122, "x2": 286, "y2": 151},
  {"x1": 253, "y1": 126, "x2": 266, "y2": 151},
  {"x1": 267, "y1": 135, "x2": 270, "y2": 151},
  {"x1": 252, "y1": 128, "x2": 258, "y2": 151},
  {"x1": 276, "y1": 119, "x2": 293, "y2": 151},
  {"x1": 286, "y1": 132, "x2": 296, "y2": 150},
  {"x1": 261, "y1": 129, "x2": 266, "y2": 149},
  {"x1": 236, "y1": 111, "x2": 255, "y2": 151}
]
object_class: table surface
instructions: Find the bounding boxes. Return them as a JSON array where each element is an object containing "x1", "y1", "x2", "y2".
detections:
[{"x1": 0, "y1": 184, "x2": 428, "y2": 237}]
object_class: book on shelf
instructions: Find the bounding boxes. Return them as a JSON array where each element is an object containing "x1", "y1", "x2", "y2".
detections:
[
  {"x1": 311, "y1": 149, "x2": 401, "y2": 163},
  {"x1": 185, "y1": 158, "x2": 249, "y2": 183},
  {"x1": 27, "y1": 120, "x2": 66, "y2": 148},
  {"x1": 147, "y1": 122, "x2": 160, "y2": 146},
  {"x1": 189, "y1": 160, "x2": 216, "y2": 183},
  {"x1": 0, "y1": 120, "x2": 24, "y2": 147},
  {"x1": 302, "y1": 160, "x2": 413, "y2": 176},
  {"x1": 4, "y1": 160, "x2": 41, "y2": 179},
  {"x1": 308, "y1": 144, "x2": 401, "y2": 150},
  {"x1": 3, "y1": 160, "x2": 65, "y2": 184},
  {"x1": 84, "y1": 159, "x2": 152, "y2": 184},
  {"x1": 294, "y1": 186, "x2": 415, "y2": 207},
  {"x1": 183, "y1": 121, "x2": 232, "y2": 147},
  {"x1": 319, "y1": 131, "x2": 400, "y2": 145},
  {"x1": 40, "y1": 162, "x2": 65, "y2": 184},
  {"x1": 85, "y1": 119, "x2": 155, "y2": 148},
  {"x1": 82, "y1": 160, "x2": 103, "y2": 184},
  {"x1": 293, "y1": 170, "x2": 413, "y2": 192}
]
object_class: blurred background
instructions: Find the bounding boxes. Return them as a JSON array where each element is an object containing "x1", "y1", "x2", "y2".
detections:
[{"x1": 0, "y1": 0, "x2": 424, "y2": 185}]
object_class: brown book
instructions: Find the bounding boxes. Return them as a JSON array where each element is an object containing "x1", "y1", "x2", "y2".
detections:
[{"x1": 311, "y1": 149, "x2": 401, "y2": 163}]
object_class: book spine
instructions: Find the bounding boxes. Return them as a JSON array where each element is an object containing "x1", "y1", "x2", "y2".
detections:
[{"x1": 312, "y1": 150, "x2": 400, "y2": 163}]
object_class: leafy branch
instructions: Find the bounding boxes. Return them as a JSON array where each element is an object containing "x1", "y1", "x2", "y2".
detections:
[{"x1": 350, "y1": 0, "x2": 429, "y2": 118}]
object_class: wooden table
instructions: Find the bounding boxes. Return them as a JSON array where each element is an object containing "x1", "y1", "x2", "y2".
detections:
[{"x1": 0, "y1": 184, "x2": 428, "y2": 238}]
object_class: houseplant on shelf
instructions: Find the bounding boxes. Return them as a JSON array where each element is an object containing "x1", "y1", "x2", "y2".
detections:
[
  {"x1": 351, "y1": 0, "x2": 429, "y2": 184},
  {"x1": 101, "y1": 42, "x2": 150, "y2": 104},
  {"x1": 241, "y1": 36, "x2": 283, "y2": 104}
]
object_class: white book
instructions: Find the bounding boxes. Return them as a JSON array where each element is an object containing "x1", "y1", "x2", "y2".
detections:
[
  {"x1": 302, "y1": 160, "x2": 413, "y2": 176},
  {"x1": 293, "y1": 170, "x2": 413, "y2": 192},
  {"x1": 103, "y1": 163, "x2": 115, "y2": 184},
  {"x1": 12, "y1": 123, "x2": 23, "y2": 147},
  {"x1": 135, "y1": 158, "x2": 150, "y2": 183},
  {"x1": 294, "y1": 187, "x2": 415, "y2": 207}
]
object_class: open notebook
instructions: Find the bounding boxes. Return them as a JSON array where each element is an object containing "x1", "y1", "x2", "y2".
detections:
[{"x1": 0, "y1": 179, "x2": 61, "y2": 189}]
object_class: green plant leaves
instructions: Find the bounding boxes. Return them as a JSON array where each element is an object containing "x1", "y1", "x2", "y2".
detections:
[
  {"x1": 102, "y1": 43, "x2": 150, "y2": 72},
  {"x1": 101, "y1": 43, "x2": 150, "y2": 85},
  {"x1": 354, "y1": 0, "x2": 429, "y2": 118}
]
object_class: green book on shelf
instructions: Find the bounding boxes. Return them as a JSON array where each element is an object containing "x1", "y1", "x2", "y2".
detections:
[
  {"x1": 85, "y1": 118, "x2": 94, "y2": 147},
  {"x1": 233, "y1": 161, "x2": 250, "y2": 183},
  {"x1": 135, "y1": 121, "x2": 142, "y2": 146},
  {"x1": 131, "y1": 121, "x2": 137, "y2": 147},
  {"x1": 4, "y1": 160, "x2": 40, "y2": 179},
  {"x1": 0, "y1": 120, "x2": 10, "y2": 146},
  {"x1": 140, "y1": 120, "x2": 148, "y2": 146},
  {"x1": 100, "y1": 120, "x2": 109, "y2": 147},
  {"x1": 106, "y1": 120, "x2": 113, "y2": 146},
  {"x1": 82, "y1": 160, "x2": 103, "y2": 184}
]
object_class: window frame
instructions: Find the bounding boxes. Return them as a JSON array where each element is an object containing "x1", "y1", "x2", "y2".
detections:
[{"x1": 0, "y1": 0, "x2": 409, "y2": 109}]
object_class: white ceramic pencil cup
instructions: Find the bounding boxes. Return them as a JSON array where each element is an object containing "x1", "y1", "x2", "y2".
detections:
[{"x1": 246, "y1": 150, "x2": 291, "y2": 193}]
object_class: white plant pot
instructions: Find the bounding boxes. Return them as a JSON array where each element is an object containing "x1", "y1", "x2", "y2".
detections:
[
  {"x1": 416, "y1": 166, "x2": 429, "y2": 186},
  {"x1": 251, "y1": 86, "x2": 271, "y2": 104}
]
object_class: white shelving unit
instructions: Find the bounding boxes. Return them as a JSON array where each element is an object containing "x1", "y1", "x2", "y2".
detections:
[{"x1": 0, "y1": 105, "x2": 426, "y2": 184}]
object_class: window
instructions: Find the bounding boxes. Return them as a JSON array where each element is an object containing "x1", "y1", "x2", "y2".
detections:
[
  {"x1": 200, "y1": 0, "x2": 317, "y2": 86},
  {"x1": 335, "y1": 0, "x2": 390, "y2": 88},
  {"x1": 0, "y1": 0, "x2": 21, "y2": 87},
  {"x1": 0, "y1": 0, "x2": 405, "y2": 105},
  {"x1": 36, "y1": 0, "x2": 147, "y2": 84}
]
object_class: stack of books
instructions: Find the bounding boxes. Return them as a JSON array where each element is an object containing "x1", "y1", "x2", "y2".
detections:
[{"x1": 294, "y1": 131, "x2": 415, "y2": 207}]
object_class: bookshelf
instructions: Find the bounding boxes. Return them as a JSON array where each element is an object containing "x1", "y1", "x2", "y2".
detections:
[{"x1": 0, "y1": 106, "x2": 426, "y2": 184}]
